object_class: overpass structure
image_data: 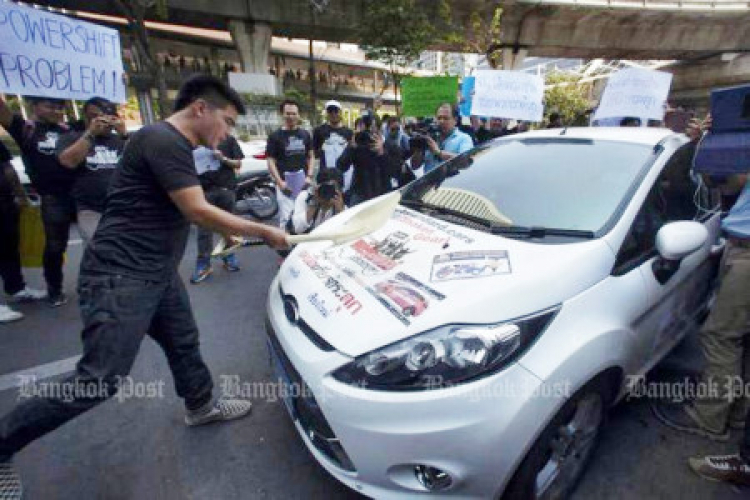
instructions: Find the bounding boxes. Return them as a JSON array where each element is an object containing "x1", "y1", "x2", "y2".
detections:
[{"x1": 29, "y1": 0, "x2": 750, "y2": 110}]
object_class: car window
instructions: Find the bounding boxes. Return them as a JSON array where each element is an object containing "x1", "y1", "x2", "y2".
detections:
[
  {"x1": 401, "y1": 137, "x2": 655, "y2": 234},
  {"x1": 613, "y1": 143, "x2": 716, "y2": 274}
]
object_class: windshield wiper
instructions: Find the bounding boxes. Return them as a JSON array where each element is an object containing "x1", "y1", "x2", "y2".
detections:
[
  {"x1": 490, "y1": 225, "x2": 595, "y2": 239},
  {"x1": 400, "y1": 199, "x2": 493, "y2": 227}
]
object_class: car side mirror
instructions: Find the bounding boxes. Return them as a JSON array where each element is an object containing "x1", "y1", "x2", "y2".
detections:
[{"x1": 652, "y1": 221, "x2": 709, "y2": 284}]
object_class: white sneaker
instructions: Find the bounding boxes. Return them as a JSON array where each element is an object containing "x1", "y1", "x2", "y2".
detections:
[
  {"x1": 9, "y1": 286, "x2": 47, "y2": 302},
  {"x1": 0, "y1": 305, "x2": 23, "y2": 324},
  {"x1": 184, "y1": 399, "x2": 252, "y2": 426}
]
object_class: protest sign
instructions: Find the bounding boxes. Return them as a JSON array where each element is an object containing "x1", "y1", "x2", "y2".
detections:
[
  {"x1": 0, "y1": 2, "x2": 126, "y2": 102},
  {"x1": 470, "y1": 70, "x2": 544, "y2": 122},
  {"x1": 459, "y1": 76, "x2": 475, "y2": 117},
  {"x1": 401, "y1": 76, "x2": 458, "y2": 117},
  {"x1": 593, "y1": 68, "x2": 672, "y2": 122}
]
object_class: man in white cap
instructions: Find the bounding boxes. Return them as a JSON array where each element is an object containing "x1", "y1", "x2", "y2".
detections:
[{"x1": 313, "y1": 100, "x2": 353, "y2": 173}]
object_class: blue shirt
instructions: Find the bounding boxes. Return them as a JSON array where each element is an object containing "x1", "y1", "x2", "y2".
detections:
[
  {"x1": 722, "y1": 178, "x2": 750, "y2": 240},
  {"x1": 425, "y1": 128, "x2": 474, "y2": 172}
]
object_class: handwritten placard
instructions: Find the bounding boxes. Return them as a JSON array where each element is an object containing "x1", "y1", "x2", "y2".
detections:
[
  {"x1": 0, "y1": 2, "x2": 126, "y2": 102},
  {"x1": 470, "y1": 70, "x2": 544, "y2": 122},
  {"x1": 401, "y1": 76, "x2": 458, "y2": 117},
  {"x1": 593, "y1": 68, "x2": 672, "y2": 122}
]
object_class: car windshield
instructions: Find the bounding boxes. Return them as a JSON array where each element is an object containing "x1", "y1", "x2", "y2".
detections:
[{"x1": 401, "y1": 137, "x2": 655, "y2": 237}]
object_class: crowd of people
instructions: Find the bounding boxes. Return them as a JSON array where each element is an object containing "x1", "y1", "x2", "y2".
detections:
[{"x1": 0, "y1": 72, "x2": 748, "y2": 499}]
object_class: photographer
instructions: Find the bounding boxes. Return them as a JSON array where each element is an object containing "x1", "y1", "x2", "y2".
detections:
[
  {"x1": 422, "y1": 103, "x2": 473, "y2": 173},
  {"x1": 336, "y1": 129, "x2": 386, "y2": 206},
  {"x1": 57, "y1": 97, "x2": 128, "y2": 245},
  {"x1": 289, "y1": 168, "x2": 345, "y2": 235}
]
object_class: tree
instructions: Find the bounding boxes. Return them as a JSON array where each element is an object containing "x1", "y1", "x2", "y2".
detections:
[
  {"x1": 440, "y1": 2, "x2": 505, "y2": 69},
  {"x1": 359, "y1": 0, "x2": 435, "y2": 114},
  {"x1": 113, "y1": 0, "x2": 170, "y2": 120},
  {"x1": 544, "y1": 72, "x2": 592, "y2": 126}
]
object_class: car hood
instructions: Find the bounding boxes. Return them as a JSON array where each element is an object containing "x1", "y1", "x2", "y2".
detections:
[{"x1": 277, "y1": 205, "x2": 615, "y2": 358}]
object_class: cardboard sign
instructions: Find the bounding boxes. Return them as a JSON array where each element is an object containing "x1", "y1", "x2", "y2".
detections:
[
  {"x1": 401, "y1": 76, "x2": 458, "y2": 117},
  {"x1": 0, "y1": 2, "x2": 126, "y2": 102},
  {"x1": 470, "y1": 70, "x2": 544, "y2": 122},
  {"x1": 593, "y1": 68, "x2": 672, "y2": 122}
]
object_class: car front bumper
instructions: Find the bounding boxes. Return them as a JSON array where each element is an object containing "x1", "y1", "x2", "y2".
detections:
[{"x1": 265, "y1": 277, "x2": 563, "y2": 499}]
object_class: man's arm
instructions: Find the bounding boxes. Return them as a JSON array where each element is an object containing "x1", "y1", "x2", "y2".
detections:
[
  {"x1": 58, "y1": 117, "x2": 111, "y2": 169},
  {"x1": 2, "y1": 162, "x2": 25, "y2": 200},
  {"x1": 169, "y1": 185, "x2": 288, "y2": 248}
]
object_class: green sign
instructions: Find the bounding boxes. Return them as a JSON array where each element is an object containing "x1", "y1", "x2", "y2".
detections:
[{"x1": 401, "y1": 76, "x2": 459, "y2": 117}]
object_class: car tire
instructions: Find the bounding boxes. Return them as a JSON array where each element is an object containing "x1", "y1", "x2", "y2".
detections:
[{"x1": 500, "y1": 378, "x2": 610, "y2": 500}]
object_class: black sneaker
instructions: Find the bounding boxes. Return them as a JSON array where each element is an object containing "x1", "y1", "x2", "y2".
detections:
[
  {"x1": 0, "y1": 459, "x2": 22, "y2": 500},
  {"x1": 689, "y1": 454, "x2": 750, "y2": 486},
  {"x1": 48, "y1": 291, "x2": 68, "y2": 308},
  {"x1": 651, "y1": 401, "x2": 730, "y2": 441}
]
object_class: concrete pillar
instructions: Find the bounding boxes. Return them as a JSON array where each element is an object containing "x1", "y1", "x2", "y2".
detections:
[{"x1": 228, "y1": 20, "x2": 272, "y2": 74}]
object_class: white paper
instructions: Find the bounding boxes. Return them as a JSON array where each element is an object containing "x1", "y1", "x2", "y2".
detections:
[
  {"x1": 470, "y1": 70, "x2": 544, "y2": 122},
  {"x1": 593, "y1": 68, "x2": 672, "y2": 122},
  {"x1": 193, "y1": 147, "x2": 220, "y2": 175},
  {"x1": 0, "y1": 2, "x2": 126, "y2": 102}
]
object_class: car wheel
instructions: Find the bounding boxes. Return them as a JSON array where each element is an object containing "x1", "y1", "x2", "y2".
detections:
[
  {"x1": 501, "y1": 379, "x2": 608, "y2": 500},
  {"x1": 238, "y1": 186, "x2": 278, "y2": 220}
]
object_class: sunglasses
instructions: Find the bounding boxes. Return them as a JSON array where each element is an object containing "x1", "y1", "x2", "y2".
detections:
[{"x1": 326, "y1": 107, "x2": 341, "y2": 113}]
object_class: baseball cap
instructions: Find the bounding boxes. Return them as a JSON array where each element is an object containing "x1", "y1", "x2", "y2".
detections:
[{"x1": 325, "y1": 100, "x2": 342, "y2": 111}]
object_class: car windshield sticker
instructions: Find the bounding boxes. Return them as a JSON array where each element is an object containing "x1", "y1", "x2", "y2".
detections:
[
  {"x1": 394, "y1": 272, "x2": 446, "y2": 301},
  {"x1": 431, "y1": 250, "x2": 512, "y2": 282}
]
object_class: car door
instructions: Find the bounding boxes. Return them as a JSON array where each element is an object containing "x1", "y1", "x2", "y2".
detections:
[{"x1": 611, "y1": 155, "x2": 723, "y2": 374}]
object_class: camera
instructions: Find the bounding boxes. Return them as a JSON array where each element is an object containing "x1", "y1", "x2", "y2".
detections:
[{"x1": 317, "y1": 181, "x2": 339, "y2": 201}]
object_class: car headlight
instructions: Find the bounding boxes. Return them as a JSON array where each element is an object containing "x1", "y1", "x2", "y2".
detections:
[{"x1": 332, "y1": 306, "x2": 559, "y2": 391}]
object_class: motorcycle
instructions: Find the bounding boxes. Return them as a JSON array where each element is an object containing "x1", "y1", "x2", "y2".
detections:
[{"x1": 234, "y1": 171, "x2": 278, "y2": 220}]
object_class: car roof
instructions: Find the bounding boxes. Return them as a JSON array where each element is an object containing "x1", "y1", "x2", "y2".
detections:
[{"x1": 502, "y1": 127, "x2": 680, "y2": 147}]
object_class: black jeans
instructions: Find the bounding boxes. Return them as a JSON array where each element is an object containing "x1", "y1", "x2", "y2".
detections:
[
  {"x1": 40, "y1": 194, "x2": 76, "y2": 295},
  {"x1": 743, "y1": 392, "x2": 750, "y2": 464},
  {"x1": 0, "y1": 272, "x2": 213, "y2": 459},
  {"x1": 0, "y1": 197, "x2": 24, "y2": 295}
]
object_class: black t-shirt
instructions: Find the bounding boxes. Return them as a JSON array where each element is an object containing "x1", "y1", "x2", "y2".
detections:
[
  {"x1": 0, "y1": 141, "x2": 14, "y2": 198},
  {"x1": 81, "y1": 122, "x2": 199, "y2": 281},
  {"x1": 199, "y1": 135, "x2": 244, "y2": 191},
  {"x1": 313, "y1": 124, "x2": 353, "y2": 169},
  {"x1": 57, "y1": 131, "x2": 126, "y2": 212},
  {"x1": 266, "y1": 128, "x2": 311, "y2": 173},
  {"x1": 7, "y1": 114, "x2": 75, "y2": 196}
]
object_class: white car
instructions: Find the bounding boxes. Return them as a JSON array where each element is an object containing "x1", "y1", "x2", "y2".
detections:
[
  {"x1": 265, "y1": 128, "x2": 723, "y2": 499},
  {"x1": 238, "y1": 139, "x2": 269, "y2": 176}
]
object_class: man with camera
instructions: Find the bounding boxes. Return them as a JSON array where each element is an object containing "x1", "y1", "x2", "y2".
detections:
[
  {"x1": 289, "y1": 168, "x2": 345, "y2": 235},
  {"x1": 422, "y1": 103, "x2": 473, "y2": 173},
  {"x1": 0, "y1": 96, "x2": 75, "y2": 307},
  {"x1": 57, "y1": 97, "x2": 128, "y2": 245}
]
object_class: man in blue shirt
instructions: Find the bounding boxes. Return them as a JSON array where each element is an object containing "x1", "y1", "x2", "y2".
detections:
[
  {"x1": 423, "y1": 103, "x2": 473, "y2": 173},
  {"x1": 653, "y1": 116, "x2": 750, "y2": 487}
]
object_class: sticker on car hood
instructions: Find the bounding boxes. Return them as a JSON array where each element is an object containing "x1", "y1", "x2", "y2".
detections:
[{"x1": 431, "y1": 250, "x2": 512, "y2": 282}]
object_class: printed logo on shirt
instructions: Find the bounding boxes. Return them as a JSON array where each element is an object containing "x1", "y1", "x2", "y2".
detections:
[
  {"x1": 286, "y1": 137, "x2": 307, "y2": 155},
  {"x1": 86, "y1": 146, "x2": 121, "y2": 171},
  {"x1": 37, "y1": 132, "x2": 59, "y2": 155},
  {"x1": 322, "y1": 132, "x2": 348, "y2": 167}
]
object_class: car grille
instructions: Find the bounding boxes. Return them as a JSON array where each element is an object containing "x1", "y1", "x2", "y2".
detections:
[
  {"x1": 266, "y1": 320, "x2": 356, "y2": 472},
  {"x1": 279, "y1": 285, "x2": 335, "y2": 352}
]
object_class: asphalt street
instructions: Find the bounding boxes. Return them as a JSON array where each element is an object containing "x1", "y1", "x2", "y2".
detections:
[{"x1": 0, "y1": 225, "x2": 748, "y2": 500}]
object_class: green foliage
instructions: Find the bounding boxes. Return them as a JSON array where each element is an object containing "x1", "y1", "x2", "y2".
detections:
[
  {"x1": 440, "y1": 3, "x2": 504, "y2": 68},
  {"x1": 359, "y1": 0, "x2": 435, "y2": 69},
  {"x1": 544, "y1": 72, "x2": 592, "y2": 126}
]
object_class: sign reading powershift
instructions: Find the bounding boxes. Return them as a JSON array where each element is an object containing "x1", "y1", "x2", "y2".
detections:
[{"x1": 0, "y1": 2, "x2": 126, "y2": 102}]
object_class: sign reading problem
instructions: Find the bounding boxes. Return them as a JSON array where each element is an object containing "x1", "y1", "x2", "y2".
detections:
[{"x1": 0, "y1": 2, "x2": 126, "y2": 102}]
